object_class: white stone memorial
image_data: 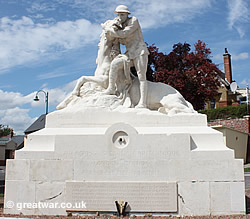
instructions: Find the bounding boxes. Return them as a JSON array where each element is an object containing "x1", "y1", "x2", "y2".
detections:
[{"x1": 4, "y1": 5, "x2": 245, "y2": 216}]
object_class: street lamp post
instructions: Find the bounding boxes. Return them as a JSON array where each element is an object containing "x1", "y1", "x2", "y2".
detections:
[
  {"x1": 34, "y1": 90, "x2": 49, "y2": 114},
  {"x1": 247, "y1": 85, "x2": 249, "y2": 115}
]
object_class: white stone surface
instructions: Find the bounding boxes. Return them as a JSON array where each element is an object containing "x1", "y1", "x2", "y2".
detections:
[
  {"x1": 178, "y1": 181, "x2": 246, "y2": 216},
  {"x1": 4, "y1": 180, "x2": 36, "y2": 215},
  {"x1": 5, "y1": 159, "x2": 29, "y2": 181},
  {"x1": 46, "y1": 107, "x2": 204, "y2": 128},
  {"x1": 35, "y1": 182, "x2": 66, "y2": 215},
  {"x1": 4, "y1": 109, "x2": 245, "y2": 216},
  {"x1": 29, "y1": 160, "x2": 73, "y2": 182},
  {"x1": 23, "y1": 134, "x2": 55, "y2": 151},
  {"x1": 178, "y1": 182, "x2": 210, "y2": 216},
  {"x1": 230, "y1": 182, "x2": 246, "y2": 212},
  {"x1": 210, "y1": 182, "x2": 245, "y2": 215}
]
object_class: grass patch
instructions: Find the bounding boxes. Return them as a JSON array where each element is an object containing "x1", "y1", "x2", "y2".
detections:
[
  {"x1": 245, "y1": 167, "x2": 250, "y2": 172},
  {"x1": 0, "y1": 193, "x2": 3, "y2": 197}
]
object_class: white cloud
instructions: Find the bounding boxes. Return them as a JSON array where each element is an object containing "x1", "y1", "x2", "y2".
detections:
[
  {"x1": 0, "y1": 82, "x2": 74, "y2": 111},
  {"x1": 213, "y1": 51, "x2": 248, "y2": 62},
  {"x1": 67, "y1": 0, "x2": 214, "y2": 28},
  {"x1": 227, "y1": 0, "x2": 249, "y2": 38},
  {"x1": 240, "y1": 78, "x2": 250, "y2": 85},
  {"x1": 27, "y1": 0, "x2": 214, "y2": 29},
  {"x1": 31, "y1": 80, "x2": 76, "y2": 108},
  {"x1": 26, "y1": 1, "x2": 57, "y2": 13},
  {"x1": 213, "y1": 54, "x2": 223, "y2": 61},
  {"x1": 0, "y1": 80, "x2": 75, "y2": 134},
  {"x1": 51, "y1": 81, "x2": 76, "y2": 105},
  {"x1": 0, "y1": 16, "x2": 101, "y2": 73},
  {"x1": 0, "y1": 85, "x2": 12, "y2": 89},
  {"x1": 130, "y1": 0, "x2": 213, "y2": 29},
  {"x1": 0, "y1": 89, "x2": 36, "y2": 134},
  {"x1": 0, "y1": 0, "x2": 216, "y2": 73},
  {"x1": 233, "y1": 52, "x2": 248, "y2": 60},
  {"x1": 240, "y1": 79, "x2": 250, "y2": 86},
  {"x1": 0, "y1": 90, "x2": 35, "y2": 110},
  {"x1": 41, "y1": 83, "x2": 48, "y2": 88},
  {"x1": 0, "y1": 107, "x2": 36, "y2": 135},
  {"x1": 38, "y1": 72, "x2": 69, "y2": 80}
]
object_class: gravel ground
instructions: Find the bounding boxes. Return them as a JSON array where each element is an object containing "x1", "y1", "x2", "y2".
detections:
[
  {"x1": 0, "y1": 212, "x2": 250, "y2": 219},
  {"x1": 0, "y1": 207, "x2": 249, "y2": 218}
]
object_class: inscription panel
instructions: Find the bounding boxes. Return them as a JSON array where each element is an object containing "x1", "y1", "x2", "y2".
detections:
[
  {"x1": 66, "y1": 181, "x2": 177, "y2": 212},
  {"x1": 56, "y1": 150, "x2": 180, "y2": 160}
]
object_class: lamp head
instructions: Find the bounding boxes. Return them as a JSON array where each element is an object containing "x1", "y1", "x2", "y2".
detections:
[{"x1": 33, "y1": 95, "x2": 39, "y2": 101}]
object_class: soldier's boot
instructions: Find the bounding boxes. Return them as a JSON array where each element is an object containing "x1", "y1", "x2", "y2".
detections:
[{"x1": 103, "y1": 71, "x2": 117, "y2": 95}]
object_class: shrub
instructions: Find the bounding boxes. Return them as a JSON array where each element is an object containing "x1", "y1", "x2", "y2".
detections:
[{"x1": 199, "y1": 104, "x2": 248, "y2": 121}]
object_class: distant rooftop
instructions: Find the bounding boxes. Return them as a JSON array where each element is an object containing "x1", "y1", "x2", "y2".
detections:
[
  {"x1": 0, "y1": 137, "x2": 11, "y2": 145},
  {"x1": 24, "y1": 114, "x2": 46, "y2": 135},
  {"x1": 12, "y1": 135, "x2": 25, "y2": 150}
]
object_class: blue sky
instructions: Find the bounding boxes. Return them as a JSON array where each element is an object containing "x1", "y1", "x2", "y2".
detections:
[{"x1": 0, "y1": 0, "x2": 249, "y2": 134}]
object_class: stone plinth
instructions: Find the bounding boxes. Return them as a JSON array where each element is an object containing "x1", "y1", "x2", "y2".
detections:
[{"x1": 4, "y1": 107, "x2": 245, "y2": 216}]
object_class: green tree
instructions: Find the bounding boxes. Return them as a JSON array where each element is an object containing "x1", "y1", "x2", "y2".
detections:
[{"x1": 0, "y1": 124, "x2": 12, "y2": 137}]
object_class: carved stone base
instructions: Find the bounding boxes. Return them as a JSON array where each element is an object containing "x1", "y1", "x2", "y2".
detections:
[{"x1": 4, "y1": 108, "x2": 245, "y2": 216}]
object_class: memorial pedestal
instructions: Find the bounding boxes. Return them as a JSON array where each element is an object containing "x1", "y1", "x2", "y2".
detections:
[{"x1": 4, "y1": 107, "x2": 245, "y2": 216}]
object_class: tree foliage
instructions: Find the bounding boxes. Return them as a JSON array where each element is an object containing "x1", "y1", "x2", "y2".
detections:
[
  {"x1": 147, "y1": 40, "x2": 221, "y2": 110},
  {"x1": 0, "y1": 124, "x2": 12, "y2": 137}
]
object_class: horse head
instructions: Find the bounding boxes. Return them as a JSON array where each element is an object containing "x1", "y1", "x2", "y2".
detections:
[{"x1": 94, "y1": 20, "x2": 119, "y2": 77}]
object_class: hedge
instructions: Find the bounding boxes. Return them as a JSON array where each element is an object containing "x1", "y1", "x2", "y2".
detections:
[{"x1": 199, "y1": 104, "x2": 248, "y2": 122}]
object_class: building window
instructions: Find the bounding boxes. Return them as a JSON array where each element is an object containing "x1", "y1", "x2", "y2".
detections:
[{"x1": 210, "y1": 99, "x2": 216, "y2": 109}]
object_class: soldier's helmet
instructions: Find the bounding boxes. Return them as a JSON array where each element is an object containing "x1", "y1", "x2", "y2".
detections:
[{"x1": 114, "y1": 5, "x2": 131, "y2": 14}]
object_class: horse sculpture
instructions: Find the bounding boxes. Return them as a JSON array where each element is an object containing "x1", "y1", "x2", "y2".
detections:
[{"x1": 57, "y1": 19, "x2": 196, "y2": 115}]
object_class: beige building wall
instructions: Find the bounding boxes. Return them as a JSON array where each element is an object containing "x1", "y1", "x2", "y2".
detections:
[
  {"x1": 212, "y1": 126, "x2": 248, "y2": 163},
  {"x1": 0, "y1": 141, "x2": 16, "y2": 162}
]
